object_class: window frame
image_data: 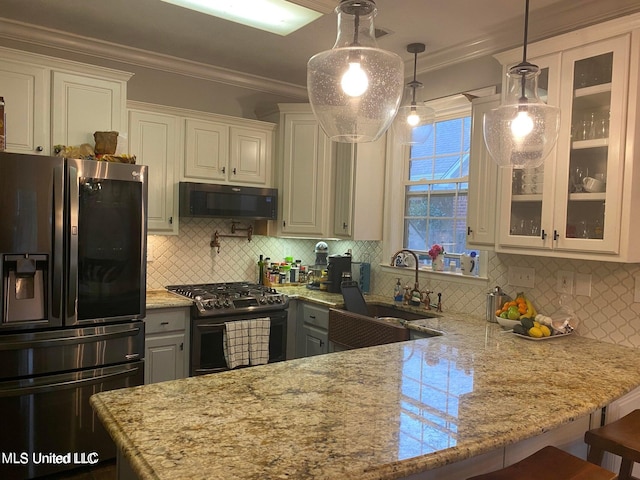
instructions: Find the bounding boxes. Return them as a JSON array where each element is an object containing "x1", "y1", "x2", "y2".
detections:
[{"x1": 383, "y1": 89, "x2": 494, "y2": 279}]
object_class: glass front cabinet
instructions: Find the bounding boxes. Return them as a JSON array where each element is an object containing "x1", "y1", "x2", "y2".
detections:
[{"x1": 493, "y1": 15, "x2": 640, "y2": 262}]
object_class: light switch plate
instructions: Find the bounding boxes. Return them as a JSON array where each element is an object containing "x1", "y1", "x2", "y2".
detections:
[
  {"x1": 557, "y1": 270, "x2": 574, "y2": 295},
  {"x1": 508, "y1": 266, "x2": 535, "y2": 288}
]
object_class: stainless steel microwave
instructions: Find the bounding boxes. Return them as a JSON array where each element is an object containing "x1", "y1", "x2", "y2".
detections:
[{"x1": 179, "y1": 182, "x2": 278, "y2": 220}]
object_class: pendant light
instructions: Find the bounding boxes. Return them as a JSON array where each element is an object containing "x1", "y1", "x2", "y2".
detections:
[
  {"x1": 483, "y1": 0, "x2": 560, "y2": 168},
  {"x1": 392, "y1": 43, "x2": 435, "y2": 145},
  {"x1": 307, "y1": 0, "x2": 404, "y2": 143}
]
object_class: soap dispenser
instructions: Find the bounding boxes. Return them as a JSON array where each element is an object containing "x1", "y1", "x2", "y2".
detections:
[{"x1": 393, "y1": 278, "x2": 403, "y2": 304}]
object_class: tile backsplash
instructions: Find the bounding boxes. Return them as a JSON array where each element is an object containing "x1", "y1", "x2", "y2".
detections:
[{"x1": 148, "y1": 218, "x2": 640, "y2": 349}]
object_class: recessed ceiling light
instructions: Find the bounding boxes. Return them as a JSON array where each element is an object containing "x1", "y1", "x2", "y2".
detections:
[{"x1": 159, "y1": 0, "x2": 323, "y2": 36}]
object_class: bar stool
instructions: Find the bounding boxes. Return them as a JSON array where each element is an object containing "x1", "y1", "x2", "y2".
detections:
[
  {"x1": 584, "y1": 409, "x2": 640, "y2": 480},
  {"x1": 466, "y1": 445, "x2": 617, "y2": 480}
]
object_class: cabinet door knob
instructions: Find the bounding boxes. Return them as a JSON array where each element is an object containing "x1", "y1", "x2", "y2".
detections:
[
  {"x1": 36, "y1": 146, "x2": 44, "y2": 152},
  {"x1": 343, "y1": 222, "x2": 348, "y2": 229},
  {"x1": 233, "y1": 168, "x2": 237, "y2": 175},
  {"x1": 553, "y1": 230, "x2": 559, "y2": 240},
  {"x1": 541, "y1": 229, "x2": 547, "y2": 239},
  {"x1": 467, "y1": 226, "x2": 473, "y2": 236},
  {"x1": 180, "y1": 342, "x2": 184, "y2": 351},
  {"x1": 222, "y1": 166, "x2": 226, "y2": 174},
  {"x1": 160, "y1": 321, "x2": 169, "y2": 325}
]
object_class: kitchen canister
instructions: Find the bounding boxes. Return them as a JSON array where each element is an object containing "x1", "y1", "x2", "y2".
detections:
[{"x1": 486, "y1": 286, "x2": 510, "y2": 323}]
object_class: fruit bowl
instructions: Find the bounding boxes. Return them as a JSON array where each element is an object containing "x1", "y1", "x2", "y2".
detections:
[{"x1": 496, "y1": 316, "x2": 520, "y2": 329}]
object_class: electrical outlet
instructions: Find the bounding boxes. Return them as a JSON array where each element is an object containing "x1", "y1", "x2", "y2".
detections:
[
  {"x1": 508, "y1": 266, "x2": 535, "y2": 288},
  {"x1": 556, "y1": 270, "x2": 574, "y2": 295},
  {"x1": 147, "y1": 243, "x2": 154, "y2": 262}
]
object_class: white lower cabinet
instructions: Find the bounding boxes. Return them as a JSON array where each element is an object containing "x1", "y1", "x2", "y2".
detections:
[
  {"x1": 144, "y1": 308, "x2": 190, "y2": 384},
  {"x1": 296, "y1": 302, "x2": 329, "y2": 358}
]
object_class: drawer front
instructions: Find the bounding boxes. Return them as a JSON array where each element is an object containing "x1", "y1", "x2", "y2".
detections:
[
  {"x1": 145, "y1": 308, "x2": 189, "y2": 334},
  {"x1": 301, "y1": 303, "x2": 329, "y2": 330}
]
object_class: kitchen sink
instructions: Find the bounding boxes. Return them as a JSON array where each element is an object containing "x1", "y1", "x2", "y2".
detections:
[{"x1": 328, "y1": 305, "x2": 442, "y2": 351}]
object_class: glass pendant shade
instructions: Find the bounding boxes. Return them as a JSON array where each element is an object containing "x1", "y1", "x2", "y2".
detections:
[
  {"x1": 483, "y1": 63, "x2": 560, "y2": 168},
  {"x1": 392, "y1": 43, "x2": 435, "y2": 145},
  {"x1": 307, "y1": 0, "x2": 404, "y2": 143},
  {"x1": 392, "y1": 85, "x2": 435, "y2": 145}
]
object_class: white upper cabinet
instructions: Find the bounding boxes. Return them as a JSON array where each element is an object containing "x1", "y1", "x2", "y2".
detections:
[
  {"x1": 0, "y1": 57, "x2": 49, "y2": 154},
  {"x1": 332, "y1": 137, "x2": 386, "y2": 240},
  {"x1": 184, "y1": 118, "x2": 228, "y2": 181},
  {"x1": 467, "y1": 94, "x2": 500, "y2": 248},
  {"x1": 52, "y1": 71, "x2": 127, "y2": 148},
  {"x1": 229, "y1": 125, "x2": 269, "y2": 184},
  {"x1": 183, "y1": 116, "x2": 274, "y2": 186},
  {"x1": 257, "y1": 103, "x2": 334, "y2": 238},
  {"x1": 0, "y1": 47, "x2": 131, "y2": 156},
  {"x1": 493, "y1": 14, "x2": 640, "y2": 262},
  {"x1": 128, "y1": 103, "x2": 181, "y2": 235}
]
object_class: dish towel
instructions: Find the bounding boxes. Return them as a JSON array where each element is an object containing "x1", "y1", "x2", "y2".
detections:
[
  {"x1": 248, "y1": 317, "x2": 271, "y2": 366},
  {"x1": 223, "y1": 320, "x2": 250, "y2": 369}
]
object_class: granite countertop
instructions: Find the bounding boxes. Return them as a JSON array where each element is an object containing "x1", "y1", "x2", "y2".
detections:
[
  {"x1": 93, "y1": 289, "x2": 640, "y2": 480},
  {"x1": 146, "y1": 289, "x2": 192, "y2": 309}
]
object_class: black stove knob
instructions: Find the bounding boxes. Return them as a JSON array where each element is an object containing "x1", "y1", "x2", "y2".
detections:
[
  {"x1": 259, "y1": 296, "x2": 268, "y2": 305},
  {"x1": 203, "y1": 301, "x2": 213, "y2": 310},
  {"x1": 267, "y1": 296, "x2": 274, "y2": 304},
  {"x1": 213, "y1": 301, "x2": 222, "y2": 309},
  {"x1": 223, "y1": 300, "x2": 231, "y2": 308},
  {"x1": 274, "y1": 295, "x2": 282, "y2": 304}
]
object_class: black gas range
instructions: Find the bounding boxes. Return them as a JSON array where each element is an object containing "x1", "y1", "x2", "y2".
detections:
[
  {"x1": 166, "y1": 282, "x2": 289, "y2": 318},
  {"x1": 167, "y1": 282, "x2": 290, "y2": 375}
]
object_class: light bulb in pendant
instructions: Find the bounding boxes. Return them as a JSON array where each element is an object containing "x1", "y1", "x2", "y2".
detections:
[
  {"x1": 511, "y1": 110, "x2": 534, "y2": 138},
  {"x1": 341, "y1": 62, "x2": 369, "y2": 97},
  {"x1": 407, "y1": 108, "x2": 420, "y2": 126}
]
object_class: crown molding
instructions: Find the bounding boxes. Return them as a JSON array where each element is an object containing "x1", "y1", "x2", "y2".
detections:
[
  {"x1": 413, "y1": 0, "x2": 640, "y2": 76},
  {"x1": 0, "y1": 18, "x2": 309, "y2": 100}
]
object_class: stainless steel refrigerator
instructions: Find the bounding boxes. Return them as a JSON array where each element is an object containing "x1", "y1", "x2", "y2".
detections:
[{"x1": 0, "y1": 152, "x2": 148, "y2": 479}]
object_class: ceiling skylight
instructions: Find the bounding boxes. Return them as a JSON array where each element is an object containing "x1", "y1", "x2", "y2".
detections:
[{"x1": 159, "y1": 0, "x2": 323, "y2": 36}]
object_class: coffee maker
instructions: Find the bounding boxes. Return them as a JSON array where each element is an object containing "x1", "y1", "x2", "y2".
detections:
[{"x1": 326, "y1": 254, "x2": 352, "y2": 293}]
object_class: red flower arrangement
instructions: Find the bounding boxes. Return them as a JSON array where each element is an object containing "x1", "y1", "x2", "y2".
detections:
[{"x1": 428, "y1": 244, "x2": 444, "y2": 260}]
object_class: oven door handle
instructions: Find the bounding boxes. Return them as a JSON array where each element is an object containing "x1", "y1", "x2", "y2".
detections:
[
  {"x1": 0, "y1": 365, "x2": 141, "y2": 397},
  {"x1": 198, "y1": 323, "x2": 227, "y2": 329}
]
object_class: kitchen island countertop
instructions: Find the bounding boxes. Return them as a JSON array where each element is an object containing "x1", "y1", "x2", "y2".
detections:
[{"x1": 93, "y1": 290, "x2": 640, "y2": 480}]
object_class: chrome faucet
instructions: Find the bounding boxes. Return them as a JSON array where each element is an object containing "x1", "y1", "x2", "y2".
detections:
[{"x1": 391, "y1": 249, "x2": 421, "y2": 293}]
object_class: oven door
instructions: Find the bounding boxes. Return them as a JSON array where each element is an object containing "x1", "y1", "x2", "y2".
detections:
[{"x1": 191, "y1": 310, "x2": 287, "y2": 376}]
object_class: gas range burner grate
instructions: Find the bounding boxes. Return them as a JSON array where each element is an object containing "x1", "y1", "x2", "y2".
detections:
[{"x1": 166, "y1": 282, "x2": 287, "y2": 317}]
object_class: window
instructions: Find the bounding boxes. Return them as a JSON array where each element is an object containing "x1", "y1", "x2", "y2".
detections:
[
  {"x1": 384, "y1": 88, "x2": 494, "y2": 275},
  {"x1": 404, "y1": 117, "x2": 471, "y2": 257}
]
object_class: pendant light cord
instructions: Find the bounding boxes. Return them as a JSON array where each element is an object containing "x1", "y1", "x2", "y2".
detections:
[
  {"x1": 522, "y1": 0, "x2": 530, "y2": 64},
  {"x1": 519, "y1": 0, "x2": 531, "y2": 102},
  {"x1": 411, "y1": 50, "x2": 418, "y2": 104}
]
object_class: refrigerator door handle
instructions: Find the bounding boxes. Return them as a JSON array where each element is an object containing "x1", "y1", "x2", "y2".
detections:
[
  {"x1": 52, "y1": 164, "x2": 65, "y2": 326},
  {"x1": 66, "y1": 163, "x2": 79, "y2": 325},
  {"x1": 0, "y1": 364, "x2": 142, "y2": 398}
]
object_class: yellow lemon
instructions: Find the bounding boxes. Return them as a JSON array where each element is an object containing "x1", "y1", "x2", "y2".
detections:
[
  {"x1": 533, "y1": 321, "x2": 541, "y2": 328},
  {"x1": 539, "y1": 325, "x2": 551, "y2": 337},
  {"x1": 528, "y1": 326, "x2": 543, "y2": 338}
]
